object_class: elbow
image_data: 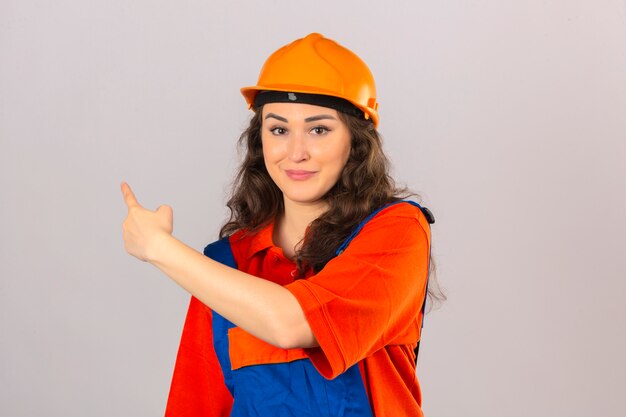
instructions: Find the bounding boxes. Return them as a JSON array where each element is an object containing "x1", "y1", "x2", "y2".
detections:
[
  {"x1": 274, "y1": 335, "x2": 300, "y2": 350},
  {"x1": 270, "y1": 321, "x2": 318, "y2": 350},
  {"x1": 264, "y1": 291, "x2": 318, "y2": 349}
]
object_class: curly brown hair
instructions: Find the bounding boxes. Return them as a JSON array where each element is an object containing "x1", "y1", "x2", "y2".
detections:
[{"x1": 220, "y1": 107, "x2": 445, "y2": 308}]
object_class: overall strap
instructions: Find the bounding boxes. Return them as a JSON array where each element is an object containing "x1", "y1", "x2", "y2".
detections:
[{"x1": 334, "y1": 200, "x2": 435, "y2": 364}]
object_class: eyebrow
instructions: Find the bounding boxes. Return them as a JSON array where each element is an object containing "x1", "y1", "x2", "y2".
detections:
[
  {"x1": 304, "y1": 114, "x2": 337, "y2": 122},
  {"x1": 265, "y1": 113, "x2": 288, "y2": 122},
  {"x1": 264, "y1": 113, "x2": 337, "y2": 123}
]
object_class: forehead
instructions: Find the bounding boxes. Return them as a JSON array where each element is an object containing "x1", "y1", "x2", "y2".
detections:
[{"x1": 261, "y1": 102, "x2": 340, "y2": 120}]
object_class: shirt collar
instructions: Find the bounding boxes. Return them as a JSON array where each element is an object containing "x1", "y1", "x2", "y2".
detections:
[{"x1": 246, "y1": 221, "x2": 276, "y2": 259}]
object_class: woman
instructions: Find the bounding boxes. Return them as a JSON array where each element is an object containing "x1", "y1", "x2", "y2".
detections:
[{"x1": 122, "y1": 33, "x2": 438, "y2": 417}]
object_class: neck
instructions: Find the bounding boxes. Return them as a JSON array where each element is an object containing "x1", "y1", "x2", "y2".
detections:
[{"x1": 274, "y1": 199, "x2": 328, "y2": 259}]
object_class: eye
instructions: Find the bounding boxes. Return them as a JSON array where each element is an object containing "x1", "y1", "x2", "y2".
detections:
[
  {"x1": 270, "y1": 126, "x2": 287, "y2": 135},
  {"x1": 311, "y1": 126, "x2": 330, "y2": 135}
]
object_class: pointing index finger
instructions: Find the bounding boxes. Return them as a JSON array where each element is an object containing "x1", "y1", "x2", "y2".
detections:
[{"x1": 121, "y1": 182, "x2": 141, "y2": 209}]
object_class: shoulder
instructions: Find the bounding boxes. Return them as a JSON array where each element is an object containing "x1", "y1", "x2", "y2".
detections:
[
  {"x1": 377, "y1": 201, "x2": 425, "y2": 218},
  {"x1": 340, "y1": 201, "x2": 431, "y2": 254},
  {"x1": 371, "y1": 201, "x2": 432, "y2": 238}
]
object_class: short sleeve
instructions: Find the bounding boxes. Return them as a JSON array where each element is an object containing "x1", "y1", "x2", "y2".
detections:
[{"x1": 285, "y1": 203, "x2": 430, "y2": 379}]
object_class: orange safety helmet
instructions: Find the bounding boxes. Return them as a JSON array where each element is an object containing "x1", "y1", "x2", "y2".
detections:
[{"x1": 241, "y1": 33, "x2": 380, "y2": 127}]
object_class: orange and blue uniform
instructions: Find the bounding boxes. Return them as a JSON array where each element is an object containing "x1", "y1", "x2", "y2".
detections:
[{"x1": 165, "y1": 202, "x2": 431, "y2": 417}]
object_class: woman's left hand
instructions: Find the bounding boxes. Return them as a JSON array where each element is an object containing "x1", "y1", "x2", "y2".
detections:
[{"x1": 121, "y1": 182, "x2": 174, "y2": 262}]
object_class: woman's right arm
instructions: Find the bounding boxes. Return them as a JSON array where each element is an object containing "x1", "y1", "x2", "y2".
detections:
[{"x1": 120, "y1": 183, "x2": 318, "y2": 350}]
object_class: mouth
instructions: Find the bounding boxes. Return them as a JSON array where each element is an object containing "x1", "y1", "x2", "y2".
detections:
[{"x1": 285, "y1": 169, "x2": 317, "y2": 180}]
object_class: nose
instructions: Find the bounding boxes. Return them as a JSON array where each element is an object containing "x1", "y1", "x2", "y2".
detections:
[{"x1": 287, "y1": 133, "x2": 309, "y2": 162}]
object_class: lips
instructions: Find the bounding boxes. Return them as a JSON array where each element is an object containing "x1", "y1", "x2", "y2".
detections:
[{"x1": 285, "y1": 169, "x2": 317, "y2": 180}]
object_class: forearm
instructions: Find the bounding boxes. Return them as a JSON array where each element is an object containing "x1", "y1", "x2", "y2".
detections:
[{"x1": 148, "y1": 234, "x2": 318, "y2": 349}]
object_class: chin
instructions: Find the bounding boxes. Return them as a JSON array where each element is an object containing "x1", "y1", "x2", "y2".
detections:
[
  {"x1": 286, "y1": 196, "x2": 325, "y2": 205},
  {"x1": 283, "y1": 190, "x2": 329, "y2": 206}
]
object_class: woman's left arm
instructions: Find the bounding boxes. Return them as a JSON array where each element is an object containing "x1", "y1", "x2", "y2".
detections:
[{"x1": 120, "y1": 182, "x2": 317, "y2": 350}]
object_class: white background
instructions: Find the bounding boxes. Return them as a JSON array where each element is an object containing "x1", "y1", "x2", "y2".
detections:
[{"x1": 1, "y1": 1, "x2": 625, "y2": 416}]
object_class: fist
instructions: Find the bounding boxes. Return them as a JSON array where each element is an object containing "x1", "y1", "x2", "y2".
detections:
[{"x1": 121, "y1": 182, "x2": 174, "y2": 262}]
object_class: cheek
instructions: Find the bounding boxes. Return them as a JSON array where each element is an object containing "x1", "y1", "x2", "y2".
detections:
[
  {"x1": 261, "y1": 140, "x2": 289, "y2": 184},
  {"x1": 261, "y1": 136, "x2": 281, "y2": 164},
  {"x1": 312, "y1": 134, "x2": 351, "y2": 165},
  {"x1": 332, "y1": 137, "x2": 352, "y2": 168}
]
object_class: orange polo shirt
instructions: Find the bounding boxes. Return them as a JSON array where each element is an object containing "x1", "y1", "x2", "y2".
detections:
[{"x1": 166, "y1": 202, "x2": 431, "y2": 417}]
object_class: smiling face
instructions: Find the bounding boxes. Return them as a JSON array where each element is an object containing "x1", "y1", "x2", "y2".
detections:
[{"x1": 261, "y1": 102, "x2": 352, "y2": 210}]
